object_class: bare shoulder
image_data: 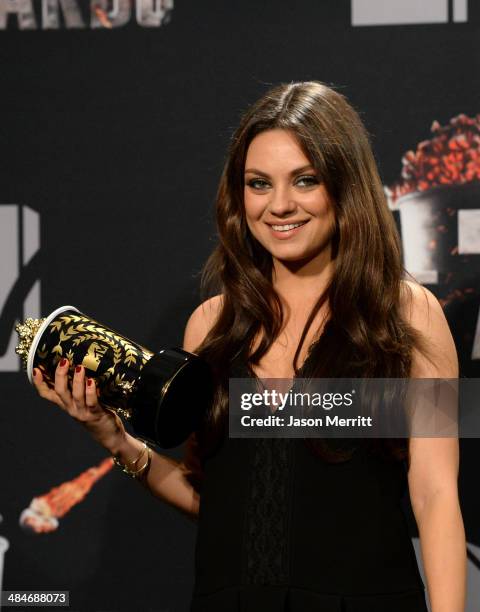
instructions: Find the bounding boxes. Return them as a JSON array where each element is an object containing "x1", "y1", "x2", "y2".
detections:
[
  {"x1": 400, "y1": 279, "x2": 444, "y2": 329},
  {"x1": 180, "y1": 295, "x2": 224, "y2": 482},
  {"x1": 183, "y1": 294, "x2": 224, "y2": 353},
  {"x1": 400, "y1": 279, "x2": 458, "y2": 377}
]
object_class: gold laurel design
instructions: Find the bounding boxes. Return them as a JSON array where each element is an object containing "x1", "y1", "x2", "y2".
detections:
[
  {"x1": 58, "y1": 314, "x2": 152, "y2": 362},
  {"x1": 37, "y1": 343, "x2": 49, "y2": 360},
  {"x1": 48, "y1": 314, "x2": 152, "y2": 388},
  {"x1": 71, "y1": 332, "x2": 122, "y2": 382},
  {"x1": 50, "y1": 318, "x2": 80, "y2": 356}
]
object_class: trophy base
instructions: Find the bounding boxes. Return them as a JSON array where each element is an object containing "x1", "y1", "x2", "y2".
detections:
[{"x1": 129, "y1": 348, "x2": 214, "y2": 448}]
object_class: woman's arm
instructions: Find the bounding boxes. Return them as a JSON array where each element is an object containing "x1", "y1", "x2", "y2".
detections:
[
  {"x1": 402, "y1": 281, "x2": 466, "y2": 612},
  {"x1": 109, "y1": 430, "x2": 201, "y2": 520},
  {"x1": 110, "y1": 294, "x2": 223, "y2": 520},
  {"x1": 32, "y1": 295, "x2": 222, "y2": 522}
]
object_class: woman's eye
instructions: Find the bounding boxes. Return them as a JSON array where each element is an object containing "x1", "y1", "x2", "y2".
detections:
[
  {"x1": 246, "y1": 175, "x2": 319, "y2": 190},
  {"x1": 248, "y1": 178, "x2": 270, "y2": 190},
  {"x1": 296, "y1": 175, "x2": 319, "y2": 187}
]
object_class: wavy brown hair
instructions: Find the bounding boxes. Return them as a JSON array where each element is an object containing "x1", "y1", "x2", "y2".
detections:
[{"x1": 193, "y1": 81, "x2": 433, "y2": 464}]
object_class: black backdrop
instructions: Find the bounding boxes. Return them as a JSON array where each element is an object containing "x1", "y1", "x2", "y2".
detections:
[{"x1": 1, "y1": 2, "x2": 479, "y2": 611}]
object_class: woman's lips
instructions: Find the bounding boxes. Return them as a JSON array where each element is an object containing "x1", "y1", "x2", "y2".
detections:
[{"x1": 267, "y1": 219, "x2": 309, "y2": 239}]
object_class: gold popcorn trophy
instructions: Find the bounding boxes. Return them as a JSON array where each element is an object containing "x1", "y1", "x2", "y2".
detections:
[{"x1": 15, "y1": 305, "x2": 214, "y2": 448}]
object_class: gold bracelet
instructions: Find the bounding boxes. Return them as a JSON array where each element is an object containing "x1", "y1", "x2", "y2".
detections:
[
  {"x1": 136, "y1": 446, "x2": 153, "y2": 482},
  {"x1": 129, "y1": 442, "x2": 148, "y2": 467},
  {"x1": 112, "y1": 442, "x2": 147, "y2": 476},
  {"x1": 112, "y1": 442, "x2": 146, "y2": 469}
]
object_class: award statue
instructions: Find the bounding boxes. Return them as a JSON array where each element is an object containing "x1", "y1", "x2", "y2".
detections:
[{"x1": 15, "y1": 305, "x2": 214, "y2": 448}]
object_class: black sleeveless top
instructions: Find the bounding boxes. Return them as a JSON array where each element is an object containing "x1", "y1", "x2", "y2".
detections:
[{"x1": 190, "y1": 357, "x2": 428, "y2": 612}]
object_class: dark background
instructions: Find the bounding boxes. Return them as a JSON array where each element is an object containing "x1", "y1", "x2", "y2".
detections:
[{"x1": 1, "y1": 1, "x2": 479, "y2": 610}]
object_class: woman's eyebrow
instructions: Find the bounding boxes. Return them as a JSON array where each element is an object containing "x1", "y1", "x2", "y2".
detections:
[{"x1": 244, "y1": 164, "x2": 315, "y2": 178}]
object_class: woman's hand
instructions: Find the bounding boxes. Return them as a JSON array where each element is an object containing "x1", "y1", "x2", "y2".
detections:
[{"x1": 32, "y1": 358, "x2": 127, "y2": 452}]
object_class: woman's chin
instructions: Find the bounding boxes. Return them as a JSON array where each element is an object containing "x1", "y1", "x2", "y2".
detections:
[
  {"x1": 271, "y1": 250, "x2": 317, "y2": 265},
  {"x1": 269, "y1": 244, "x2": 334, "y2": 269}
]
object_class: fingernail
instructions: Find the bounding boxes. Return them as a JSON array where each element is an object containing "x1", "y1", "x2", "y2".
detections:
[
  {"x1": 87, "y1": 378, "x2": 93, "y2": 387},
  {"x1": 60, "y1": 358, "x2": 66, "y2": 367},
  {"x1": 75, "y1": 365, "x2": 82, "y2": 373},
  {"x1": 33, "y1": 368, "x2": 37, "y2": 377}
]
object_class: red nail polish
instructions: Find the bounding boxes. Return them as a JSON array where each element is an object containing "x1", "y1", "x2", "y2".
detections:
[
  {"x1": 75, "y1": 365, "x2": 82, "y2": 373},
  {"x1": 87, "y1": 378, "x2": 93, "y2": 386},
  {"x1": 60, "y1": 358, "x2": 67, "y2": 367}
]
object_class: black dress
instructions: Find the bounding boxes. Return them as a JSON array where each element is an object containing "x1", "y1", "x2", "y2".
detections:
[{"x1": 190, "y1": 357, "x2": 429, "y2": 612}]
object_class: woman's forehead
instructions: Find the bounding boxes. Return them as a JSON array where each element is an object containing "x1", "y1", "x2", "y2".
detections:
[{"x1": 244, "y1": 129, "x2": 311, "y2": 171}]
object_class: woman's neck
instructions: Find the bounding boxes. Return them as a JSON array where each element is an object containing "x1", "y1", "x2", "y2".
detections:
[{"x1": 271, "y1": 251, "x2": 334, "y2": 308}]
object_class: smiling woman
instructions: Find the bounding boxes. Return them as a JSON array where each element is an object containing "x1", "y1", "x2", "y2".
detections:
[
  {"x1": 31, "y1": 80, "x2": 465, "y2": 612},
  {"x1": 244, "y1": 129, "x2": 336, "y2": 259},
  {"x1": 184, "y1": 81, "x2": 465, "y2": 611}
]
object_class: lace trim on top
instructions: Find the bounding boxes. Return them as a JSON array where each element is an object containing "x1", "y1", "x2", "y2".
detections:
[{"x1": 241, "y1": 437, "x2": 296, "y2": 585}]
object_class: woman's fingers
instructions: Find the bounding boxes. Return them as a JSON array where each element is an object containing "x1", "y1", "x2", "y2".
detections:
[
  {"x1": 32, "y1": 368, "x2": 64, "y2": 407},
  {"x1": 54, "y1": 358, "x2": 72, "y2": 407},
  {"x1": 71, "y1": 364, "x2": 85, "y2": 406},
  {"x1": 37, "y1": 360, "x2": 100, "y2": 421},
  {"x1": 85, "y1": 377, "x2": 102, "y2": 414},
  {"x1": 71, "y1": 365, "x2": 101, "y2": 420},
  {"x1": 32, "y1": 362, "x2": 116, "y2": 440}
]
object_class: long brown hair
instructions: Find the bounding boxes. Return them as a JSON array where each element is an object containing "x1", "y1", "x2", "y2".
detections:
[{"x1": 194, "y1": 81, "x2": 433, "y2": 463}]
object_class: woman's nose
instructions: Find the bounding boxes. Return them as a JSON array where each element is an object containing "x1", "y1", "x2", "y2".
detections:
[{"x1": 268, "y1": 186, "x2": 297, "y2": 216}]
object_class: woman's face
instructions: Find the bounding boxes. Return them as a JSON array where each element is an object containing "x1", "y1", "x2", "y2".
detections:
[{"x1": 244, "y1": 128, "x2": 336, "y2": 265}]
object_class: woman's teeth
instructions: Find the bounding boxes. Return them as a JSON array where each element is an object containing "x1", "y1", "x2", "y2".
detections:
[{"x1": 271, "y1": 221, "x2": 307, "y2": 232}]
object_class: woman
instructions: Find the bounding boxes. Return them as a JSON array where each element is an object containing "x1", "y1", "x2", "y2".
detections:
[{"x1": 33, "y1": 81, "x2": 466, "y2": 611}]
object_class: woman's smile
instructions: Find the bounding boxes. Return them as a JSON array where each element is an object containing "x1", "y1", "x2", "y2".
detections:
[
  {"x1": 267, "y1": 218, "x2": 310, "y2": 239},
  {"x1": 244, "y1": 128, "x2": 336, "y2": 264}
]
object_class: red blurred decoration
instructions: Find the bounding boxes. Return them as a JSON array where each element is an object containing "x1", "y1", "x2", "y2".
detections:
[
  {"x1": 387, "y1": 114, "x2": 480, "y2": 203},
  {"x1": 19, "y1": 458, "x2": 114, "y2": 534}
]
